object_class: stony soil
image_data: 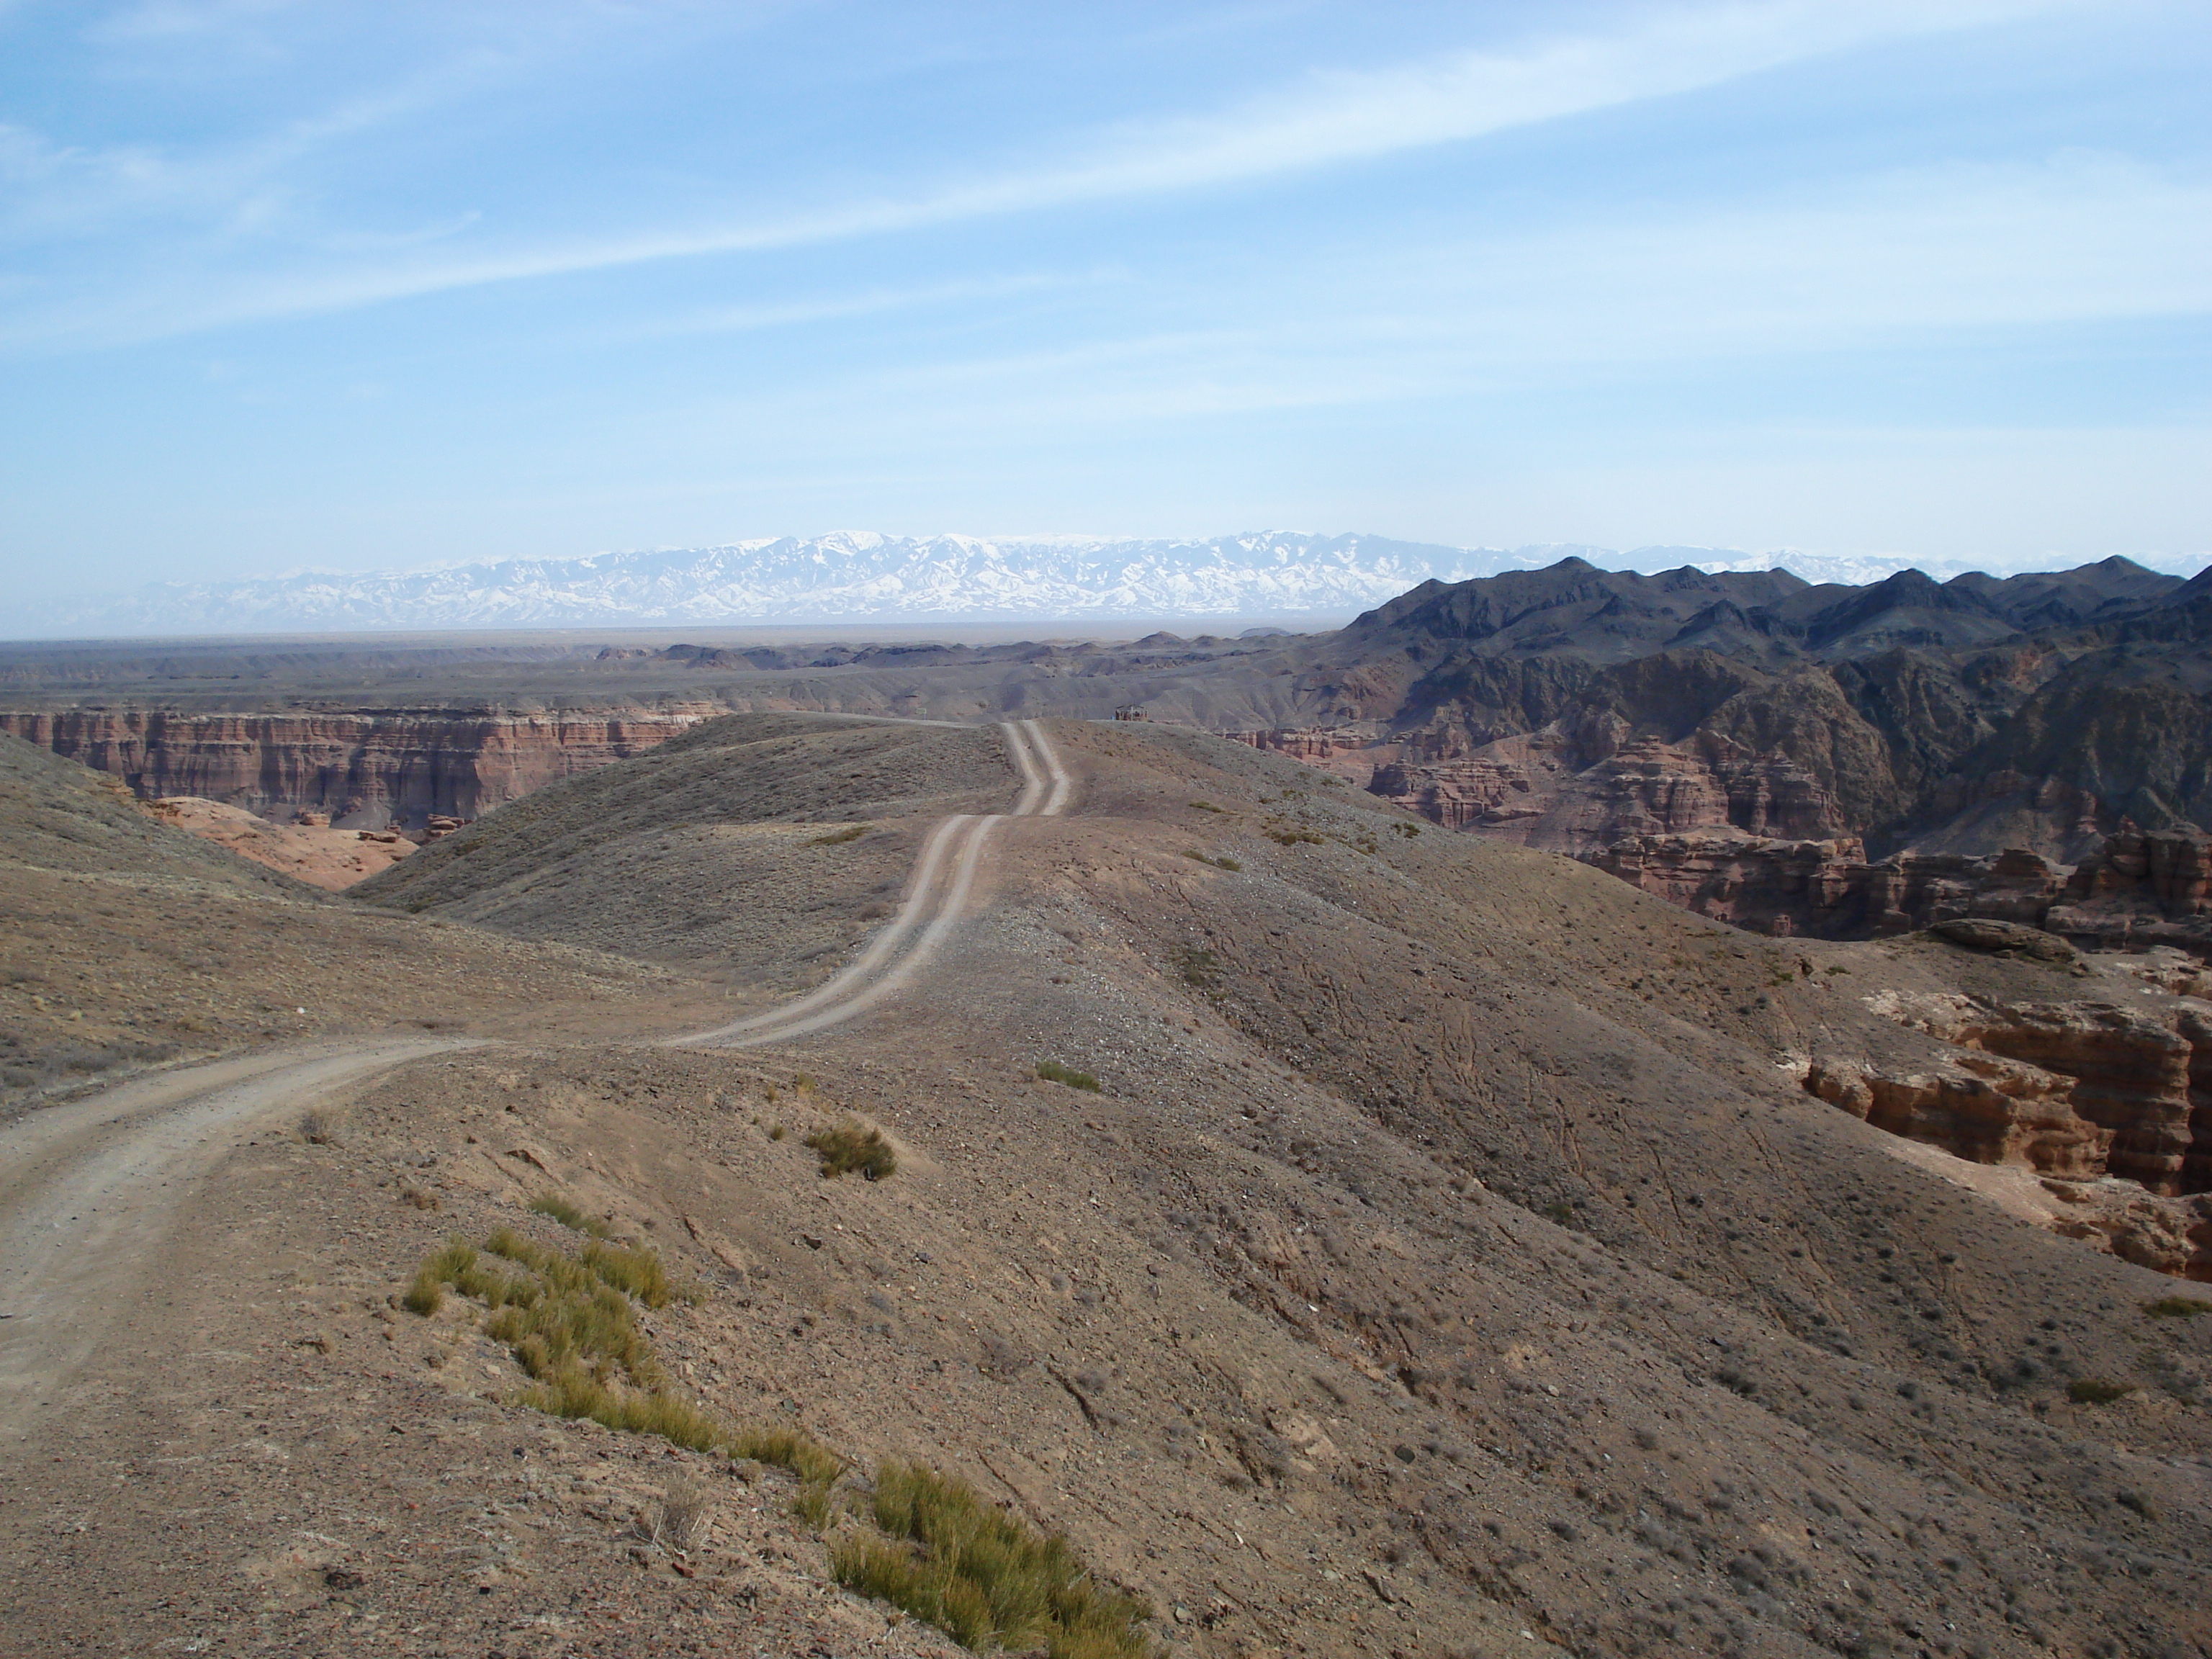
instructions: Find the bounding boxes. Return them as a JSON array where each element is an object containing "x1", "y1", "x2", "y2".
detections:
[
  {"x1": 1, "y1": 715, "x2": 2208, "y2": 1659},
  {"x1": 0, "y1": 733, "x2": 734, "y2": 1120},
  {"x1": 148, "y1": 794, "x2": 419, "y2": 890}
]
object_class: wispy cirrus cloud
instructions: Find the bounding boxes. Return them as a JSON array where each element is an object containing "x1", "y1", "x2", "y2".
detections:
[
  {"x1": 0, "y1": 0, "x2": 2075, "y2": 351},
  {"x1": 664, "y1": 152, "x2": 2209, "y2": 433}
]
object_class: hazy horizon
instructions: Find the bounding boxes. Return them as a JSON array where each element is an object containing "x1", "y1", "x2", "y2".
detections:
[{"x1": 11, "y1": 529, "x2": 2205, "y2": 645}]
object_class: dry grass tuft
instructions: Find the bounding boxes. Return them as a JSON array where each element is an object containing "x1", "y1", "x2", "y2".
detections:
[
  {"x1": 1035, "y1": 1061, "x2": 1099, "y2": 1092},
  {"x1": 400, "y1": 1232, "x2": 825, "y2": 1473},
  {"x1": 809, "y1": 823, "x2": 869, "y2": 846},
  {"x1": 643, "y1": 1478, "x2": 713, "y2": 1554},
  {"x1": 731, "y1": 1424, "x2": 844, "y2": 1486},
  {"x1": 527, "y1": 1192, "x2": 611, "y2": 1238},
  {"x1": 832, "y1": 1460, "x2": 1151, "y2": 1657},
  {"x1": 2144, "y1": 1295, "x2": 2212, "y2": 1318},
  {"x1": 804, "y1": 1119, "x2": 897, "y2": 1180}
]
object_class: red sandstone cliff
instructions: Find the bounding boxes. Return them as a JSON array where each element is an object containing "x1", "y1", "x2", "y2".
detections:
[
  {"x1": 1806, "y1": 986, "x2": 2212, "y2": 1275},
  {"x1": 0, "y1": 709, "x2": 698, "y2": 830}
]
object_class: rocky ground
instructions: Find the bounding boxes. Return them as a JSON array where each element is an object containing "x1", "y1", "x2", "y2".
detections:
[
  {"x1": 1, "y1": 716, "x2": 2209, "y2": 1659},
  {"x1": 0, "y1": 734, "x2": 733, "y2": 1120},
  {"x1": 147, "y1": 794, "x2": 420, "y2": 889}
]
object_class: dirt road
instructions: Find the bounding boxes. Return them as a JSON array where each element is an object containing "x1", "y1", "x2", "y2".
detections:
[
  {"x1": 0, "y1": 716, "x2": 1063, "y2": 1426},
  {"x1": 0, "y1": 1035, "x2": 481, "y2": 1440},
  {"x1": 666, "y1": 717, "x2": 1074, "y2": 1048}
]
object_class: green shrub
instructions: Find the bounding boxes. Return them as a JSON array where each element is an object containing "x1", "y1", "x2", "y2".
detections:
[
  {"x1": 400, "y1": 1228, "x2": 740, "y2": 1457},
  {"x1": 527, "y1": 1192, "x2": 611, "y2": 1238},
  {"x1": 804, "y1": 1119, "x2": 897, "y2": 1180},
  {"x1": 1035, "y1": 1061, "x2": 1100, "y2": 1092},
  {"x1": 1182, "y1": 851, "x2": 1241, "y2": 871},
  {"x1": 832, "y1": 1460, "x2": 1151, "y2": 1657},
  {"x1": 2144, "y1": 1295, "x2": 2212, "y2": 1318},
  {"x1": 2069, "y1": 1377, "x2": 2135, "y2": 1405},
  {"x1": 731, "y1": 1424, "x2": 844, "y2": 1486}
]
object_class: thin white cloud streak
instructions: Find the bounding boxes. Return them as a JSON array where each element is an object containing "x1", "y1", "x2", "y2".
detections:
[
  {"x1": 0, "y1": 53, "x2": 500, "y2": 241},
  {"x1": 635, "y1": 155, "x2": 2212, "y2": 432},
  {"x1": 0, "y1": 0, "x2": 2075, "y2": 350},
  {"x1": 575, "y1": 271, "x2": 1115, "y2": 348}
]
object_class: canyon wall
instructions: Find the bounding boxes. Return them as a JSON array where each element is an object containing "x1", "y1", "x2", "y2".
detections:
[
  {"x1": 1228, "y1": 723, "x2": 2211, "y2": 956},
  {"x1": 1805, "y1": 986, "x2": 2212, "y2": 1277},
  {"x1": 0, "y1": 709, "x2": 698, "y2": 829},
  {"x1": 1588, "y1": 827, "x2": 2212, "y2": 954}
]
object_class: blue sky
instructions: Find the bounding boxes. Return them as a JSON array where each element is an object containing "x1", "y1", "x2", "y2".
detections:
[{"x1": 1, "y1": 0, "x2": 2206, "y2": 597}]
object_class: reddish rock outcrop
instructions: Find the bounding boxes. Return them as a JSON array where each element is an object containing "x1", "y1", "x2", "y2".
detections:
[
  {"x1": 1366, "y1": 729, "x2": 1840, "y2": 853},
  {"x1": 1806, "y1": 1048, "x2": 2108, "y2": 1177},
  {"x1": 2045, "y1": 826, "x2": 2212, "y2": 957},
  {"x1": 0, "y1": 709, "x2": 697, "y2": 830},
  {"x1": 1808, "y1": 987, "x2": 2212, "y2": 1273},
  {"x1": 1586, "y1": 828, "x2": 2212, "y2": 958},
  {"x1": 1816, "y1": 991, "x2": 2212, "y2": 1197},
  {"x1": 144, "y1": 796, "x2": 416, "y2": 891},
  {"x1": 2037, "y1": 1182, "x2": 2212, "y2": 1282}
]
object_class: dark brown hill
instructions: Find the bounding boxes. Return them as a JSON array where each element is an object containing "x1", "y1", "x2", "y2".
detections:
[{"x1": 1288, "y1": 558, "x2": 2208, "y2": 885}]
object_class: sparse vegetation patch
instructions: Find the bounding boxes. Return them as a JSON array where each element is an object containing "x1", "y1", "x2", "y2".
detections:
[
  {"x1": 1182, "y1": 850, "x2": 1241, "y2": 871},
  {"x1": 528, "y1": 1192, "x2": 612, "y2": 1237},
  {"x1": 832, "y1": 1459, "x2": 1151, "y2": 1657},
  {"x1": 1172, "y1": 945, "x2": 1220, "y2": 990},
  {"x1": 1035, "y1": 1060, "x2": 1100, "y2": 1092},
  {"x1": 2144, "y1": 1295, "x2": 2212, "y2": 1318},
  {"x1": 804, "y1": 1118, "x2": 897, "y2": 1180},
  {"x1": 2068, "y1": 1377, "x2": 2135, "y2": 1406},
  {"x1": 809, "y1": 823, "x2": 869, "y2": 846},
  {"x1": 400, "y1": 1228, "x2": 716, "y2": 1444}
]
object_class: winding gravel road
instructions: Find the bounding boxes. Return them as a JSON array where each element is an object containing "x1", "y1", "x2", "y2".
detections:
[
  {"x1": 0, "y1": 1035, "x2": 483, "y2": 1439},
  {"x1": 0, "y1": 717, "x2": 1072, "y2": 1426},
  {"x1": 665, "y1": 717, "x2": 1074, "y2": 1049}
]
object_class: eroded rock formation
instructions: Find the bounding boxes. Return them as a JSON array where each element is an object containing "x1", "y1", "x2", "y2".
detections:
[
  {"x1": 144, "y1": 796, "x2": 417, "y2": 891},
  {"x1": 0, "y1": 709, "x2": 697, "y2": 830},
  {"x1": 2036, "y1": 1179, "x2": 2212, "y2": 1282},
  {"x1": 1805, "y1": 1048, "x2": 2108, "y2": 1178},
  {"x1": 1363, "y1": 728, "x2": 1840, "y2": 850},
  {"x1": 1807, "y1": 986, "x2": 2212, "y2": 1275}
]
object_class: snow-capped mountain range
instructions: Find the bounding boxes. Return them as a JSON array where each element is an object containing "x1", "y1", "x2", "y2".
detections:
[{"x1": 17, "y1": 532, "x2": 2206, "y2": 638}]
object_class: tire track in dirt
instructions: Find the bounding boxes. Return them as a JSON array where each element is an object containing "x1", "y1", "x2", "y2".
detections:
[
  {"x1": 667, "y1": 719, "x2": 1074, "y2": 1050},
  {"x1": 0, "y1": 716, "x2": 1071, "y2": 1424},
  {"x1": 0, "y1": 1035, "x2": 484, "y2": 1438}
]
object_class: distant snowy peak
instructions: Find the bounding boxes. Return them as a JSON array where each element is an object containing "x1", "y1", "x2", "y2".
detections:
[
  {"x1": 20, "y1": 533, "x2": 2207, "y2": 638},
  {"x1": 30, "y1": 532, "x2": 1494, "y2": 637}
]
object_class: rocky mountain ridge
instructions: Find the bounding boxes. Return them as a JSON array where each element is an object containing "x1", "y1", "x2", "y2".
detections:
[
  {"x1": 1232, "y1": 557, "x2": 2212, "y2": 944},
  {"x1": 23, "y1": 532, "x2": 2206, "y2": 639}
]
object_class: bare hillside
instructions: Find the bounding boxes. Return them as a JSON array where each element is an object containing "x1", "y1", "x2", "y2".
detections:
[
  {"x1": 1, "y1": 718, "x2": 2206, "y2": 1659},
  {"x1": 0, "y1": 732, "x2": 729, "y2": 1115}
]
